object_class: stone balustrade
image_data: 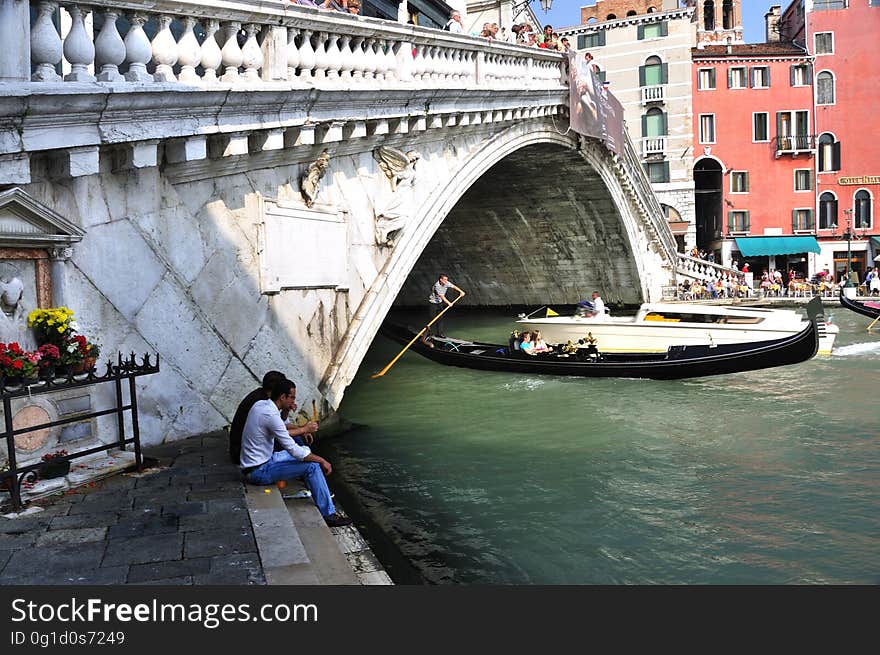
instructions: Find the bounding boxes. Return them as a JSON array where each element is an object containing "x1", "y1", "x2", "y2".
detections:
[
  {"x1": 675, "y1": 253, "x2": 742, "y2": 284},
  {"x1": 15, "y1": 1, "x2": 565, "y2": 88}
]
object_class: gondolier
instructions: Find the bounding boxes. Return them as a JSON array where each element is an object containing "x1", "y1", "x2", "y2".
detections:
[{"x1": 427, "y1": 273, "x2": 465, "y2": 338}]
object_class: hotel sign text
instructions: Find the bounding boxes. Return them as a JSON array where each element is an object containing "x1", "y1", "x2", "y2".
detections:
[{"x1": 838, "y1": 176, "x2": 880, "y2": 185}]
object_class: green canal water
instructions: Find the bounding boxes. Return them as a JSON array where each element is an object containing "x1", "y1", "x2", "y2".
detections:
[{"x1": 325, "y1": 305, "x2": 879, "y2": 584}]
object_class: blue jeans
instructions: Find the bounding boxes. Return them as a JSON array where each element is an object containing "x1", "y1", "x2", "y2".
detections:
[{"x1": 246, "y1": 451, "x2": 336, "y2": 517}]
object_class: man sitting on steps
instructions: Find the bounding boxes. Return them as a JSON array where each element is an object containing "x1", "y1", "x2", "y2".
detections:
[{"x1": 240, "y1": 377, "x2": 351, "y2": 527}]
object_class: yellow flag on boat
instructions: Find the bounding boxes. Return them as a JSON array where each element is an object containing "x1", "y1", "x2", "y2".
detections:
[{"x1": 546, "y1": 308, "x2": 559, "y2": 317}]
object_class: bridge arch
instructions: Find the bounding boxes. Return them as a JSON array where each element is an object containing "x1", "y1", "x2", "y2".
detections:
[{"x1": 322, "y1": 123, "x2": 665, "y2": 405}]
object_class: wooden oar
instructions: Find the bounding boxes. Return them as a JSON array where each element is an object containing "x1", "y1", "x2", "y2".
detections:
[
  {"x1": 867, "y1": 315, "x2": 879, "y2": 331},
  {"x1": 372, "y1": 294, "x2": 463, "y2": 378}
]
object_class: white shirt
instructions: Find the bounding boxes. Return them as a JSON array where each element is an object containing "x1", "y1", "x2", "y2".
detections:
[
  {"x1": 592, "y1": 296, "x2": 605, "y2": 314},
  {"x1": 447, "y1": 19, "x2": 463, "y2": 33},
  {"x1": 240, "y1": 399, "x2": 311, "y2": 468}
]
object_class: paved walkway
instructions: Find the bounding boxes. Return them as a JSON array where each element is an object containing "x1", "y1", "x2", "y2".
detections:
[{"x1": 0, "y1": 431, "x2": 389, "y2": 585}]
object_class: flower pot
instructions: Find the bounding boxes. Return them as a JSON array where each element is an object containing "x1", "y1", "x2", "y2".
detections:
[
  {"x1": 38, "y1": 459, "x2": 70, "y2": 480},
  {"x1": 2, "y1": 375, "x2": 23, "y2": 388}
]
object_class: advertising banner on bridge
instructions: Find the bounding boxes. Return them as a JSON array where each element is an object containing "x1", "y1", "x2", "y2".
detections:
[{"x1": 568, "y1": 50, "x2": 626, "y2": 157}]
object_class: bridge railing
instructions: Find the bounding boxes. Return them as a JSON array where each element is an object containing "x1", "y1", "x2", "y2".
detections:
[
  {"x1": 20, "y1": 2, "x2": 565, "y2": 88},
  {"x1": 675, "y1": 253, "x2": 742, "y2": 285}
]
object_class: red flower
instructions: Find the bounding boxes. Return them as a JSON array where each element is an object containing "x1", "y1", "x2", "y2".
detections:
[{"x1": 12, "y1": 360, "x2": 23, "y2": 370}]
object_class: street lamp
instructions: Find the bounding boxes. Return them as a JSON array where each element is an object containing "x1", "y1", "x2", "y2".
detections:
[{"x1": 512, "y1": 0, "x2": 554, "y2": 16}]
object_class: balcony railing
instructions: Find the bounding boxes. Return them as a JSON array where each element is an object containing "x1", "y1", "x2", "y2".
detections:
[
  {"x1": 775, "y1": 134, "x2": 816, "y2": 155},
  {"x1": 642, "y1": 136, "x2": 667, "y2": 157},
  {"x1": 13, "y1": 1, "x2": 566, "y2": 90},
  {"x1": 640, "y1": 85, "x2": 665, "y2": 105}
]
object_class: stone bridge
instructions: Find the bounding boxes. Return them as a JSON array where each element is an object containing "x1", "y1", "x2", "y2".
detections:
[{"x1": 0, "y1": 0, "x2": 680, "y2": 444}]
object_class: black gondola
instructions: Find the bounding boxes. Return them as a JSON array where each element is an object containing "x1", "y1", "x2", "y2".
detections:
[
  {"x1": 379, "y1": 297, "x2": 823, "y2": 380},
  {"x1": 839, "y1": 290, "x2": 880, "y2": 320}
]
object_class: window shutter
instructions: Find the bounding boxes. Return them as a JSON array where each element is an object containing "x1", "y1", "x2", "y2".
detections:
[
  {"x1": 637, "y1": 24, "x2": 645, "y2": 40},
  {"x1": 790, "y1": 64, "x2": 796, "y2": 86},
  {"x1": 806, "y1": 63, "x2": 813, "y2": 83},
  {"x1": 749, "y1": 67, "x2": 755, "y2": 88},
  {"x1": 744, "y1": 212, "x2": 750, "y2": 232},
  {"x1": 727, "y1": 211, "x2": 734, "y2": 232},
  {"x1": 661, "y1": 112, "x2": 668, "y2": 136},
  {"x1": 792, "y1": 209, "x2": 799, "y2": 231},
  {"x1": 577, "y1": 34, "x2": 587, "y2": 49},
  {"x1": 766, "y1": 67, "x2": 771, "y2": 87},
  {"x1": 639, "y1": 65, "x2": 646, "y2": 87},
  {"x1": 832, "y1": 141, "x2": 841, "y2": 171},
  {"x1": 661, "y1": 63, "x2": 668, "y2": 84},
  {"x1": 662, "y1": 162, "x2": 670, "y2": 183},
  {"x1": 598, "y1": 31, "x2": 606, "y2": 46},
  {"x1": 807, "y1": 209, "x2": 814, "y2": 230},
  {"x1": 728, "y1": 68, "x2": 734, "y2": 88},
  {"x1": 641, "y1": 114, "x2": 648, "y2": 138},
  {"x1": 659, "y1": 22, "x2": 668, "y2": 37}
]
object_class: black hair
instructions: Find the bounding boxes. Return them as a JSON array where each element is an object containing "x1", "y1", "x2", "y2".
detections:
[
  {"x1": 268, "y1": 378, "x2": 295, "y2": 401},
  {"x1": 439, "y1": 273, "x2": 448, "y2": 280},
  {"x1": 261, "y1": 370, "x2": 289, "y2": 390}
]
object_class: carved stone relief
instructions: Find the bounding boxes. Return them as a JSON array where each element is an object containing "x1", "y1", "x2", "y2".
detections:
[{"x1": 372, "y1": 145, "x2": 421, "y2": 247}]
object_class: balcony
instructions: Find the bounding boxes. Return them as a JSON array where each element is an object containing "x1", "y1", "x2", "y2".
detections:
[
  {"x1": 640, "y1": 85, "x2": 665, "y2": 105},
  {"x1": 774, "y1": 134, "x2": 816, "y2": 157},
  {"x1": 642, "y1": 137, "x2": 667, "y2": 157}
]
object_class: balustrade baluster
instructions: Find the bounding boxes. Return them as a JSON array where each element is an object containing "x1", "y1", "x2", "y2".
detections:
[
  {"x1": 31, "y1": 1, "x2": 62, "y2": 82},
  {"x1": 176, "y1": 17, "x2": 201, "y2": 83},
  {"x1": 337, "y1": 34, "x2": 353, "y2": 80},
  {"x1": 219, "y1": 22, "x2": 243, "y2": 82},
  {"x1": 324, "y1": 33, "x2": 342, "y2": 80},
  {"x1": 200, "y1": 19, "x2": 222, "y2": 82},
  {"x1": 428, "y1": 46, "x2": 441, "y2": 82},
  {"x1": 297, "y1": 29, "x2": 316, "y2": 79},
  {"x1": 123, "y1": 13, "x2": 152, "y2": 82},
  {"x1": 362, "y1": 38, "x2": 377, "y2": 80},
  {"x1": 94, "y1": 9, "x2": 124, "y2": 82},
  {"x1": 349, "y1": 36, "x2": 365, "y2": 80},
  {"x1": 151, "y1": 14, "x2": 178, "y2": 82},
  {"x1": 373, "y1": 40, "x2": 388, "y2": 82},
  {"x1": 286, "y1": 27, "x2": 300, "y2": 81},
  {"x1": 411, "y1": 43, "x2": 425, "y2": 82},
  {"x1": 462, "y1": 50, "x2": 475, "y2": 84},
  {"x1": 241, "y1": 23, "x2": 263, "y2": 81},
  {"x1": 311, "y1": 31, "x2": 328, "y2": 79},
  {"x1": 62, "y1": 4, "x2": 95, "y2": 82},
  {"x1": 384, "y1": 40, "x2": 398, "y2": 82}
]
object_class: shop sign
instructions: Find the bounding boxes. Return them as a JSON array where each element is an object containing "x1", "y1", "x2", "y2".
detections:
[{"x1": 838, "y1": 176, "x2": 880, "y2": 185}]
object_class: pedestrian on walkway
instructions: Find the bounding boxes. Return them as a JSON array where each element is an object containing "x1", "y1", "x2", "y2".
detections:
[
  {"x1": 240, "y1": 378, "x2": 351, "y2": 527},
  {"x1": 427, "y1": 273, "x2": 465, "y2": 338}
]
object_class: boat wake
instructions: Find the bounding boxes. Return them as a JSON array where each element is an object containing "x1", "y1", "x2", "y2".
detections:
[{"x1": 832, "y1": 341, "x2": 880, "y2": 357}]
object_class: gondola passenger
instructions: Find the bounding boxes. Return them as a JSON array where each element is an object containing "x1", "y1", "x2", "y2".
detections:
[{"x1": 519, "y1": 331, "x2": 537, "y2": 355}]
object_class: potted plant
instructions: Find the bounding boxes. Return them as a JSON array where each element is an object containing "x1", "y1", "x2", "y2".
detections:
[
  {"x1": 27, "y1": 307, "x2": 77, "y2": 349},
  {"x1": 37, "y1": 343, "x2": 60, "y2": 379},
  {"x1": 38, "y1": 450, "x2": 70, "y2": 479},
  {"x1": 0, "y1": 342, "x2": 28, "y2": 386}
]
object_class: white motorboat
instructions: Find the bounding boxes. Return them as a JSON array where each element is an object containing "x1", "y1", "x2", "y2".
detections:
[{"x1": 517, "y1": 302, "x2": 838, "y2": 355}]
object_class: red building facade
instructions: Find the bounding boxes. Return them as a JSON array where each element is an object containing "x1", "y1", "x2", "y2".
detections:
[{"x1": 691, "y1": 42, "x2": 816, "y2": 277}]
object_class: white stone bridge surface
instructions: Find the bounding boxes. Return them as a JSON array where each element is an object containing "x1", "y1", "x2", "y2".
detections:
[{"x1": 0, "y1": 0, "x2": 680, "y2": 444}]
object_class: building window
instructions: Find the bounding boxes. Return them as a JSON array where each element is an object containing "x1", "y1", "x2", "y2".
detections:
[
  {"x1": 792, "y1": 209, "x2": 814, "y2": 232},
  {"x1": 731, "y1": 171, "x2": 749, "y2": 193},
  {"x1": 640, "y1": 55, "x2": 666, "y2": 86},
  {"x1": 728, "y1": 67, "x2": 747, "y2": 89},
  {"x1": 644, "y1": 161, "x2": 670, "y2": 183},
  {"x1": 776, "y1": 110, "x2": 810, "y2": 150},
  {"x1": 643, "y1": 107, "x2": 667, "y2": 137},
  {"x1": 855, "y1": 190, "x2": 872, "y2": 229},
  {"x1": 577, "y1": 32, "x2": 605, "y2": 49},
  {"x1": 818, "y1": 133, "x2": 841, "y2": 172},
  {"x1": 750, "y1": 66, "x2": 770, "y2": 88},
  {"x1": 790, "y1": 63, "x2": 811, "y2": 86},
  {"x1": 595, "y1": 68, "x2": 607, "y2": 84},
  {"x1": 815, "y1": 32, "x2": 834, "y2": 55},
  {"x1": 753, "y1": 112, "x2": 769, "y2": 142},
  {"x1": 698, "y1": 68, "x2": 716, "y2": 90},
  {"x1": 728, "y1": 211, "x2": 749, "y2": 233},
  {"x1": 703, "y1": 1, "x2": 715, "y2": 31},
  {"x1": 795, "y1": 169, "x2": 813, "y2": 191},
  {"x1": 699, "y1": 114, "x2": 715, "y2": 143},
  {"x1": 817, "y1": 71, "x2": 835, "y2": 105},
  {"x1": 638, "y1": 22, "x2": 668, "y2": 40},
  {"x1": 819, "y1": 192, "x2": 837, "y2": 230}
]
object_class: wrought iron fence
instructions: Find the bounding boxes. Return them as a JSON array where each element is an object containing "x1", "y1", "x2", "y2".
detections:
[{"x1": 1, "y1": 352, "x2": 159, "y2": 512}]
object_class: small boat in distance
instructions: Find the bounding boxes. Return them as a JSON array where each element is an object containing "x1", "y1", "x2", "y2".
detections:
[
  {"x1": 839, "y1": 291, "x2": 880, "y2": 320},
  {"x1": 517, "y1": 298, "x2": 837, "y2": 355},
  {"x1": 379, "y1": 298, "x2": 823, "y2": 381}
]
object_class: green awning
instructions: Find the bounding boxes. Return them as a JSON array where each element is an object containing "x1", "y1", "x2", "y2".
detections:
[
  {"x1": 734, "y1": 236, "x2": 821, "y2": 257},
  {"x1": 871, "y1": 236, "x2": 880, "y2": 248}
]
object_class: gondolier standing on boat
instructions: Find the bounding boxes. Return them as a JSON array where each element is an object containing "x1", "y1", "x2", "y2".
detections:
[{"x1": 428, "y1": 273, "x2": 465, "y2": 338}]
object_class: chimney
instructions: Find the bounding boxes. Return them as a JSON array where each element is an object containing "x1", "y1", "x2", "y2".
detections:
[{"x1": 765, "y1": 5, "x2": 781, "y2": 43}]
